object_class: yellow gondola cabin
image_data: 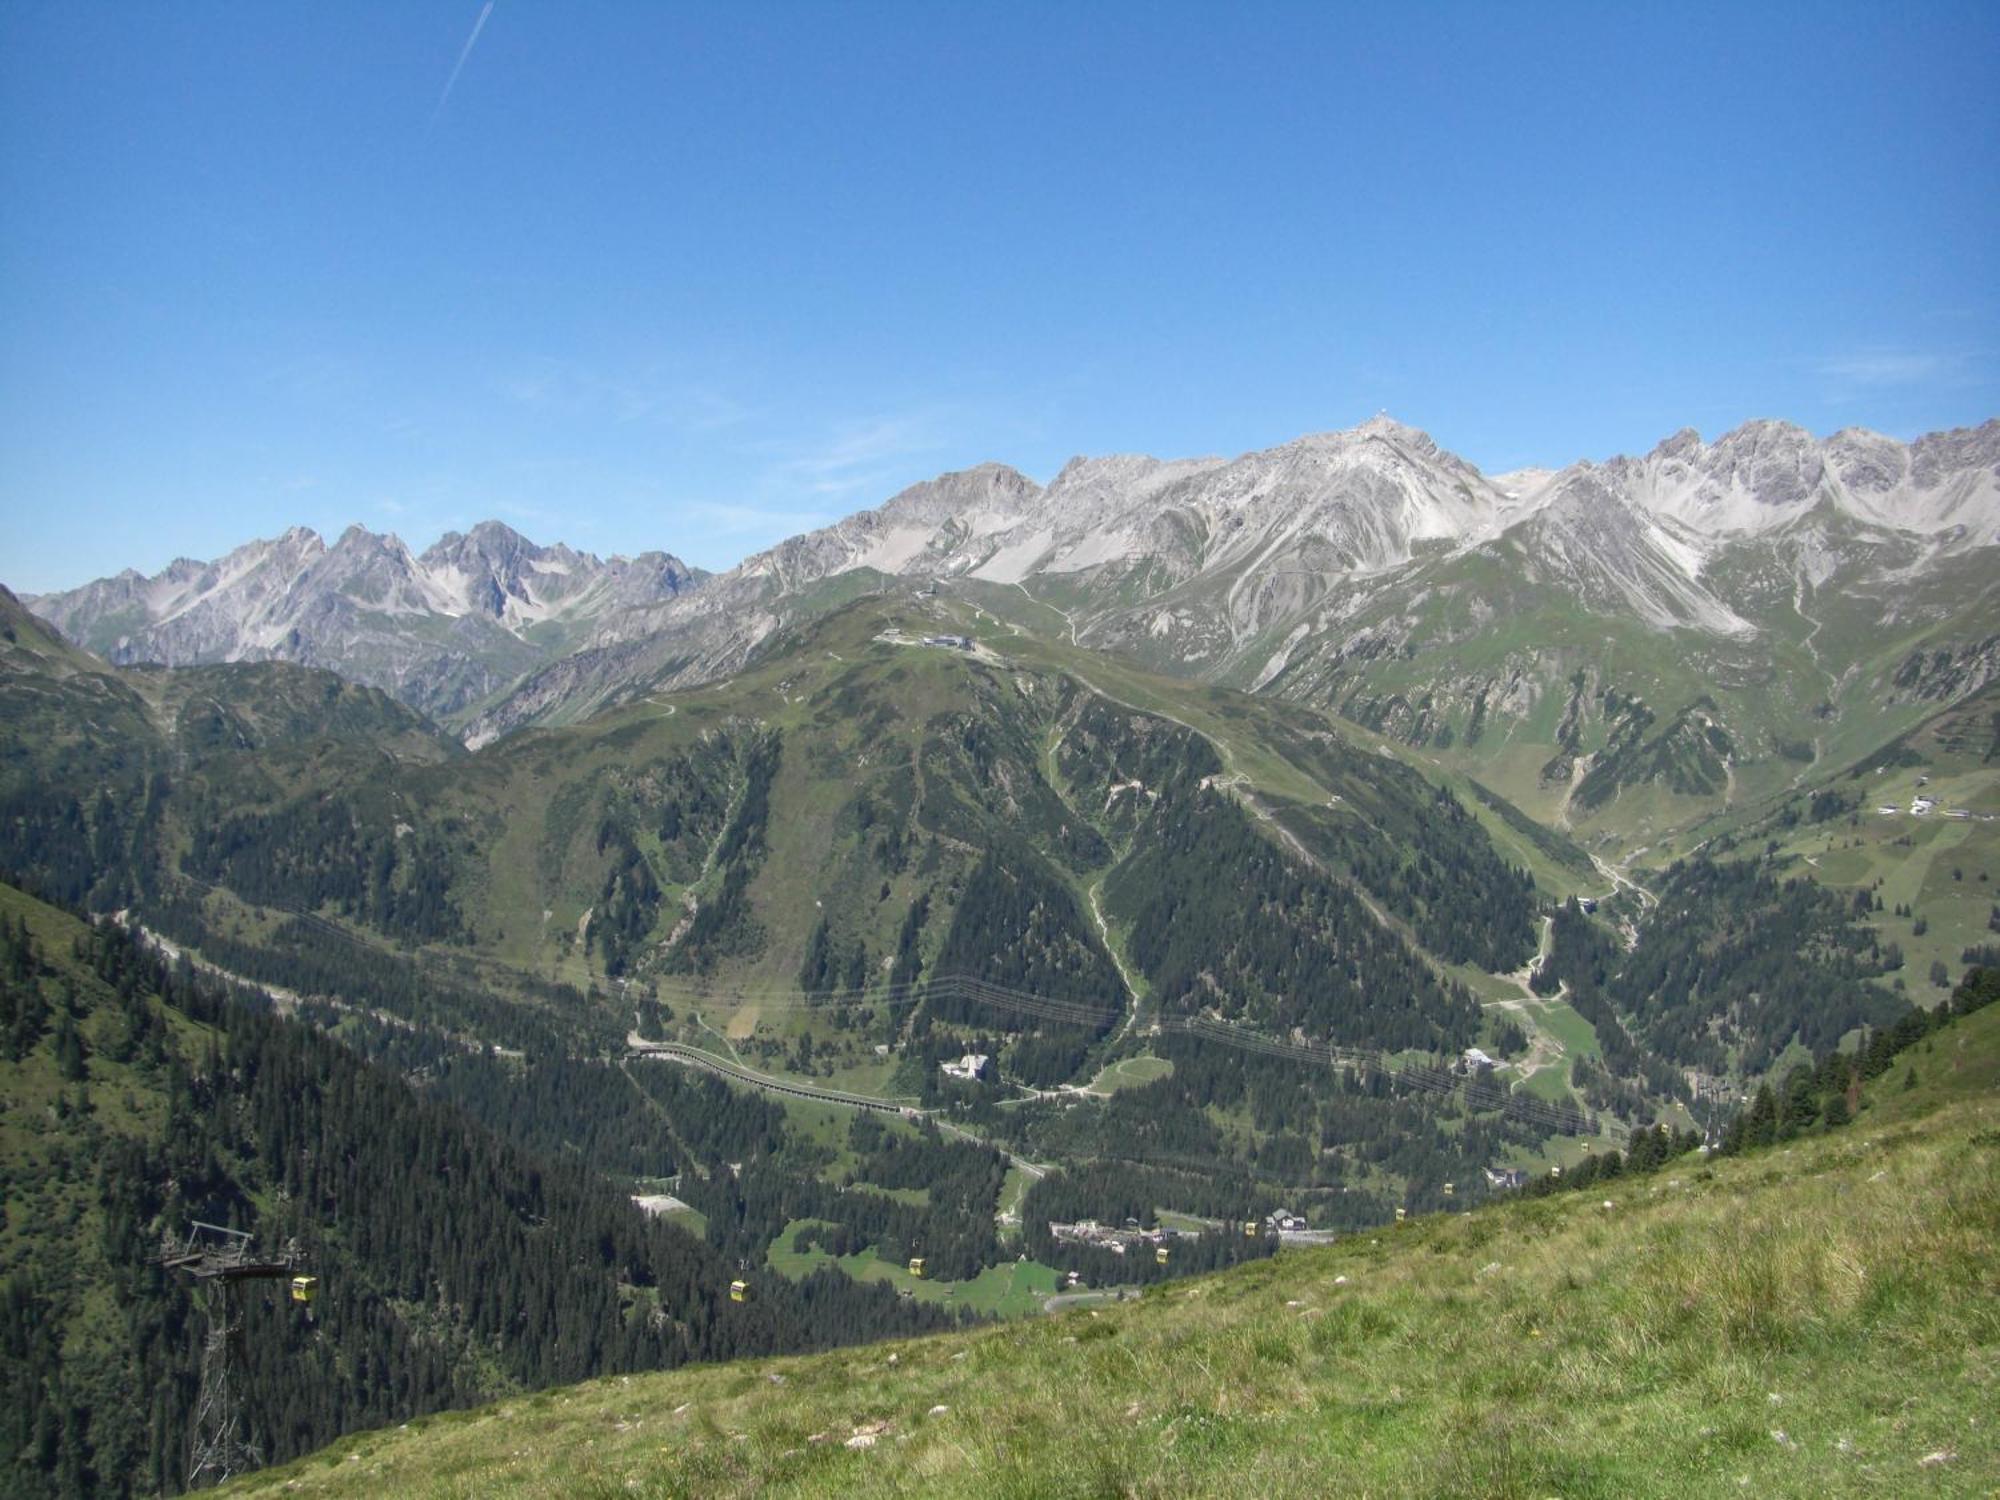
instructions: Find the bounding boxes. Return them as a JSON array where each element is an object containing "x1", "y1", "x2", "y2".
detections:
[
  {"x1": 1155, "y1": 1246, "x2": 1170, "y2": 1266},
  {"x1": 907, "y1": 1257, "x2": 927, "y2": 1279},
  {"x1": 289, "y1": 1275, "x2": 319, "y2": 1305},
  {"x1": 729, "y1": 1279, "x2": 750, "y2": 1303}
]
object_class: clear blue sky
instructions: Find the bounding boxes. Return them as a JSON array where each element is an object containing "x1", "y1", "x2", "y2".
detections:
[{"x1": 3, "y1": 1, "x2": 1995, "y2": 593}]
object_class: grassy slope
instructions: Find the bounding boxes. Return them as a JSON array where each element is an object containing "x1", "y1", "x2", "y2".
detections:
[
  {"x1": 942, "y1": 586, "x2": 1595, "y2": 900},
  {"x1": 212, "y1": 595, "x2": 1568, "y2": 1060},
  {"x1": 1682, "y1": 682, "x2": 2000, "y2": 996},
  {"x1": 0, "y1": 885, "x2": 173, "y2": 1259},
  {"x1": 224, "y1": 1006, "x2": 2000, "y2": 1500},
  {"x1": 1168, "y1": 533, "x2": 2000, "y2": 868}
]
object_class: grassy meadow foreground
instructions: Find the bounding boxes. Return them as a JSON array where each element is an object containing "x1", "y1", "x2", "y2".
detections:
[{"x1": 227, "y1": 1008, "x2": 2000, "y2": 1499}]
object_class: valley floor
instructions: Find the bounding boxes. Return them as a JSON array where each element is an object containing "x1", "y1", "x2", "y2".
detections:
[{"x1": 224, "y1": 1009, "x2": 2000, "y2": 1500}]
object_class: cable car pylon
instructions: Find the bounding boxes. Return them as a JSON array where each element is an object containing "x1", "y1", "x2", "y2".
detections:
[{"x1": 152, "y1": 1222, "x2": 313, "y2": 1489}]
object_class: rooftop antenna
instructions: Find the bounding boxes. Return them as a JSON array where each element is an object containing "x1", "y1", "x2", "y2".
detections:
[{"x1": 153, "y1": 1221, "x2": 316, "y2": 1488}]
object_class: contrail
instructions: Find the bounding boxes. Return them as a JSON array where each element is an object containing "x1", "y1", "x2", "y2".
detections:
[{"x1": 431, "y1": 1, "x2": 496, "y2": 124}]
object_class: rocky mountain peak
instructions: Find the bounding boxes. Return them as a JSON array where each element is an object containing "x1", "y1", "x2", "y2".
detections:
[
  {"x1": 1825, "y1": 428, "x2": 1909, "y2": 494},
  {"x1": 19, "y1": 520, "x2": 701, "y2": 721},
  {"x1": 877, "y1": 462, "x2": 1041, "y2": 527},
  {"x1": 1651, "y1": 428, "x2": 1704, "y2": 462},
  {"x1": 19, "y1": 413, "x2": 2000, "y2": 747},
  {"x1": 1353, "y1": 412, "x2": 1433, "y2": 447},
  {"x1": 1910, "y1": 418, "x2": 2000, "y2": 486},
  {"x1": 1699, "y1": 420, "x2": 1826, "y2": 510}
]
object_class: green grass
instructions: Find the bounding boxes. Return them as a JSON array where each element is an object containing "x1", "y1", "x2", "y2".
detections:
[
  {"x1": 1517, "y1": 1057, "x2": 1579, "y2": 1104},
  {"x1": 225, "y1": 1007, "x2": 2000, "y2": 1499},
  {"x1": 1521, "y1": 993, "x2": 1603, "y2": 1063},
  {"x1": 765, "y1": 1221, "x2": 1060, "y2": 1318},
  {"x1": 995, "y1": 1165, "x2": 1034, "y2": 1227},
  {"x1": 854, "y1": 1184, "x2": 931, "y2": 1208},
  {"x1": 1082, "y1": 1054, "x2": 1174, "y2": 1093}
]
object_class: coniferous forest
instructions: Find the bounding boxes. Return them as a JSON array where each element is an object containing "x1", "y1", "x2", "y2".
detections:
[
  {"x1": 0, "y1": 892, "x2": 961, "y2": 1498},
  {"x1": 0, "y1": 584, "x2": 1988, "y2": 1498}
]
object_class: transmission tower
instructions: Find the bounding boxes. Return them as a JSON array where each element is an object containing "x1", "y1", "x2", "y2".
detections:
[{"x1": 153, "y1": 1222, "x2": 315, "y2": 1489}]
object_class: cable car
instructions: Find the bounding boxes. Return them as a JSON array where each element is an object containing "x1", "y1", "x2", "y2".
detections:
[
  {"x1": 729, "y1": 1279, "x2": 750, "y2": 1304},
  {"x1": 1155, "y1": 1246, "x2": 1170, "y2": 1266},
  {"x1": 1395, "y1": 1206, "x2": 1407, "y2": 1223},
  {"x1": 1242, "y1": 1220, "x2": 1258, "y2": 1238},
  {"x1": 289, "y1": 1275, "x2": 319, "y2": 1305},
  {"x1": 908, "y1": 1257, "x2": 927, "y2": 1279},
  {"x1": 1442, "y1": 1182, "x2": 1455, "y2": 1198}
]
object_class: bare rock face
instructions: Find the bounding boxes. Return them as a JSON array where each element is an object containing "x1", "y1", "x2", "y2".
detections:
[
  {"x1": 25, "y1": 520, "x2": 702, "y2": 723},
  {"x1": 456, "y1": 414, "x2": 1996, "y2": 753},
  {"x1": 23, "y1": 416, "x2": 1999, "y2": 758}
]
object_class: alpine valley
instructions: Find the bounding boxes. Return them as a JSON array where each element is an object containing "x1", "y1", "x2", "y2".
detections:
[{"x1": 5, "y1": 415, "x2": 1998, "y2": 1495}]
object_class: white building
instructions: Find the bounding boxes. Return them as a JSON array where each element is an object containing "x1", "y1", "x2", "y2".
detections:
[{"x1": 940, "y1": 1052, "x2": 990, "y2": 1081}]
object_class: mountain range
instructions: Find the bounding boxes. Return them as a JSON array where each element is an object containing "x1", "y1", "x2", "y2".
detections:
[
  {"x1": 5, "y1": 417, "x2": 1997, "y2": 1496},
  {"x1": 24, "y1": 521, "x2": 701, "y2": 720},
  {"x1": 24, "y1": 415, "x2": 2000, "y2": 843}
]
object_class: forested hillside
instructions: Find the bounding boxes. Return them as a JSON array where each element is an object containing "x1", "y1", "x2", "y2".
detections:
[
  {"x1": 219, "y1": 993, "x2": 2000, "y2": 1500},
  {"x1": 0, "y1": 883, "x2": 958, "y2": 1498},
  {"x1": 3, "y1": 579, "x2": 1995, "y2": 1497}
]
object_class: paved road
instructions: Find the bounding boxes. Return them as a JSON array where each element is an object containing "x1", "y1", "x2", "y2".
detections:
[
  {"x1": 628, "y1": 1036, "x2": 917, "y2": 1113},
  {"x1": 629, "y1": 1036, "x2": 1053, "y2": 1179}
]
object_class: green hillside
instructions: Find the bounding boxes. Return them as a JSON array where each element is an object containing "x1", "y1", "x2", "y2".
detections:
[
  {"x1": 957, "y1": 522, "x2": 1998, "y2": 870},
  {"x1": 1, "y1": 591, "x2": 1614, "y2": 1174},
  {"x1": 2, "y1": 590, "x2": 1978, "y2": 1290},
  {"x1": 0, "y1": 881, "x2": 961, "y2": 1497},
  {"x1": 224, "y1": 997, "x2": 2000, "y2": 1499},
  {"x1": 7, "y1": 583, "x2": 1998, "y2": 1496}
]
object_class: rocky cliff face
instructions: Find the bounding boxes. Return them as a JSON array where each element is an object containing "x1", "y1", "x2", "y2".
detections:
[
  {"x1": 25, "y1": 417, "x2": 1999, "y2": 808},
  {"x1": 459, "y1": 415, "x2": 1998, "y2": 843},
  {"x1": 26, "y1": 521, "x2": 703, "y2": 722}
]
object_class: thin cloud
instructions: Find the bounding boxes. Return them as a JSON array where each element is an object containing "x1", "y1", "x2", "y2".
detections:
[
  {"x1": 494, "y1": 499, "x2": 564, "y2": 531},
  {"x1": 679, "y1": 499, "x2": 839, "y2": 541},
  {"x1": 496, "y1": 358, "x2": 754, "y2": 432},
  {"x1": 774, "y1": 413, "x2": 952, "y2": 497},
  {"x1": 432, "y1": 1, "x2": 496, "y2": 125},
  {"x1": 1812, "y1": 351, "x2": 1950, "y2": 388}
]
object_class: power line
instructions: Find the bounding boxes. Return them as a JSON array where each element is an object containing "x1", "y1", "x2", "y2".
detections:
[{"x1": 150, "y1": 878, "x2": 1600, "y2": 1138}]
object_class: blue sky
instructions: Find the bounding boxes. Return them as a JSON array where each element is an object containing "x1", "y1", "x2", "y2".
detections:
[{"x1": 2, "y1": 1, "x2": 1995, "y2": 593}]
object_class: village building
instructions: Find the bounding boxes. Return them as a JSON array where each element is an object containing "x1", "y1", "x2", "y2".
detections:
[{"x1": 1048, "y1": 1218, "x2": 1190, "y2": 1254}]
